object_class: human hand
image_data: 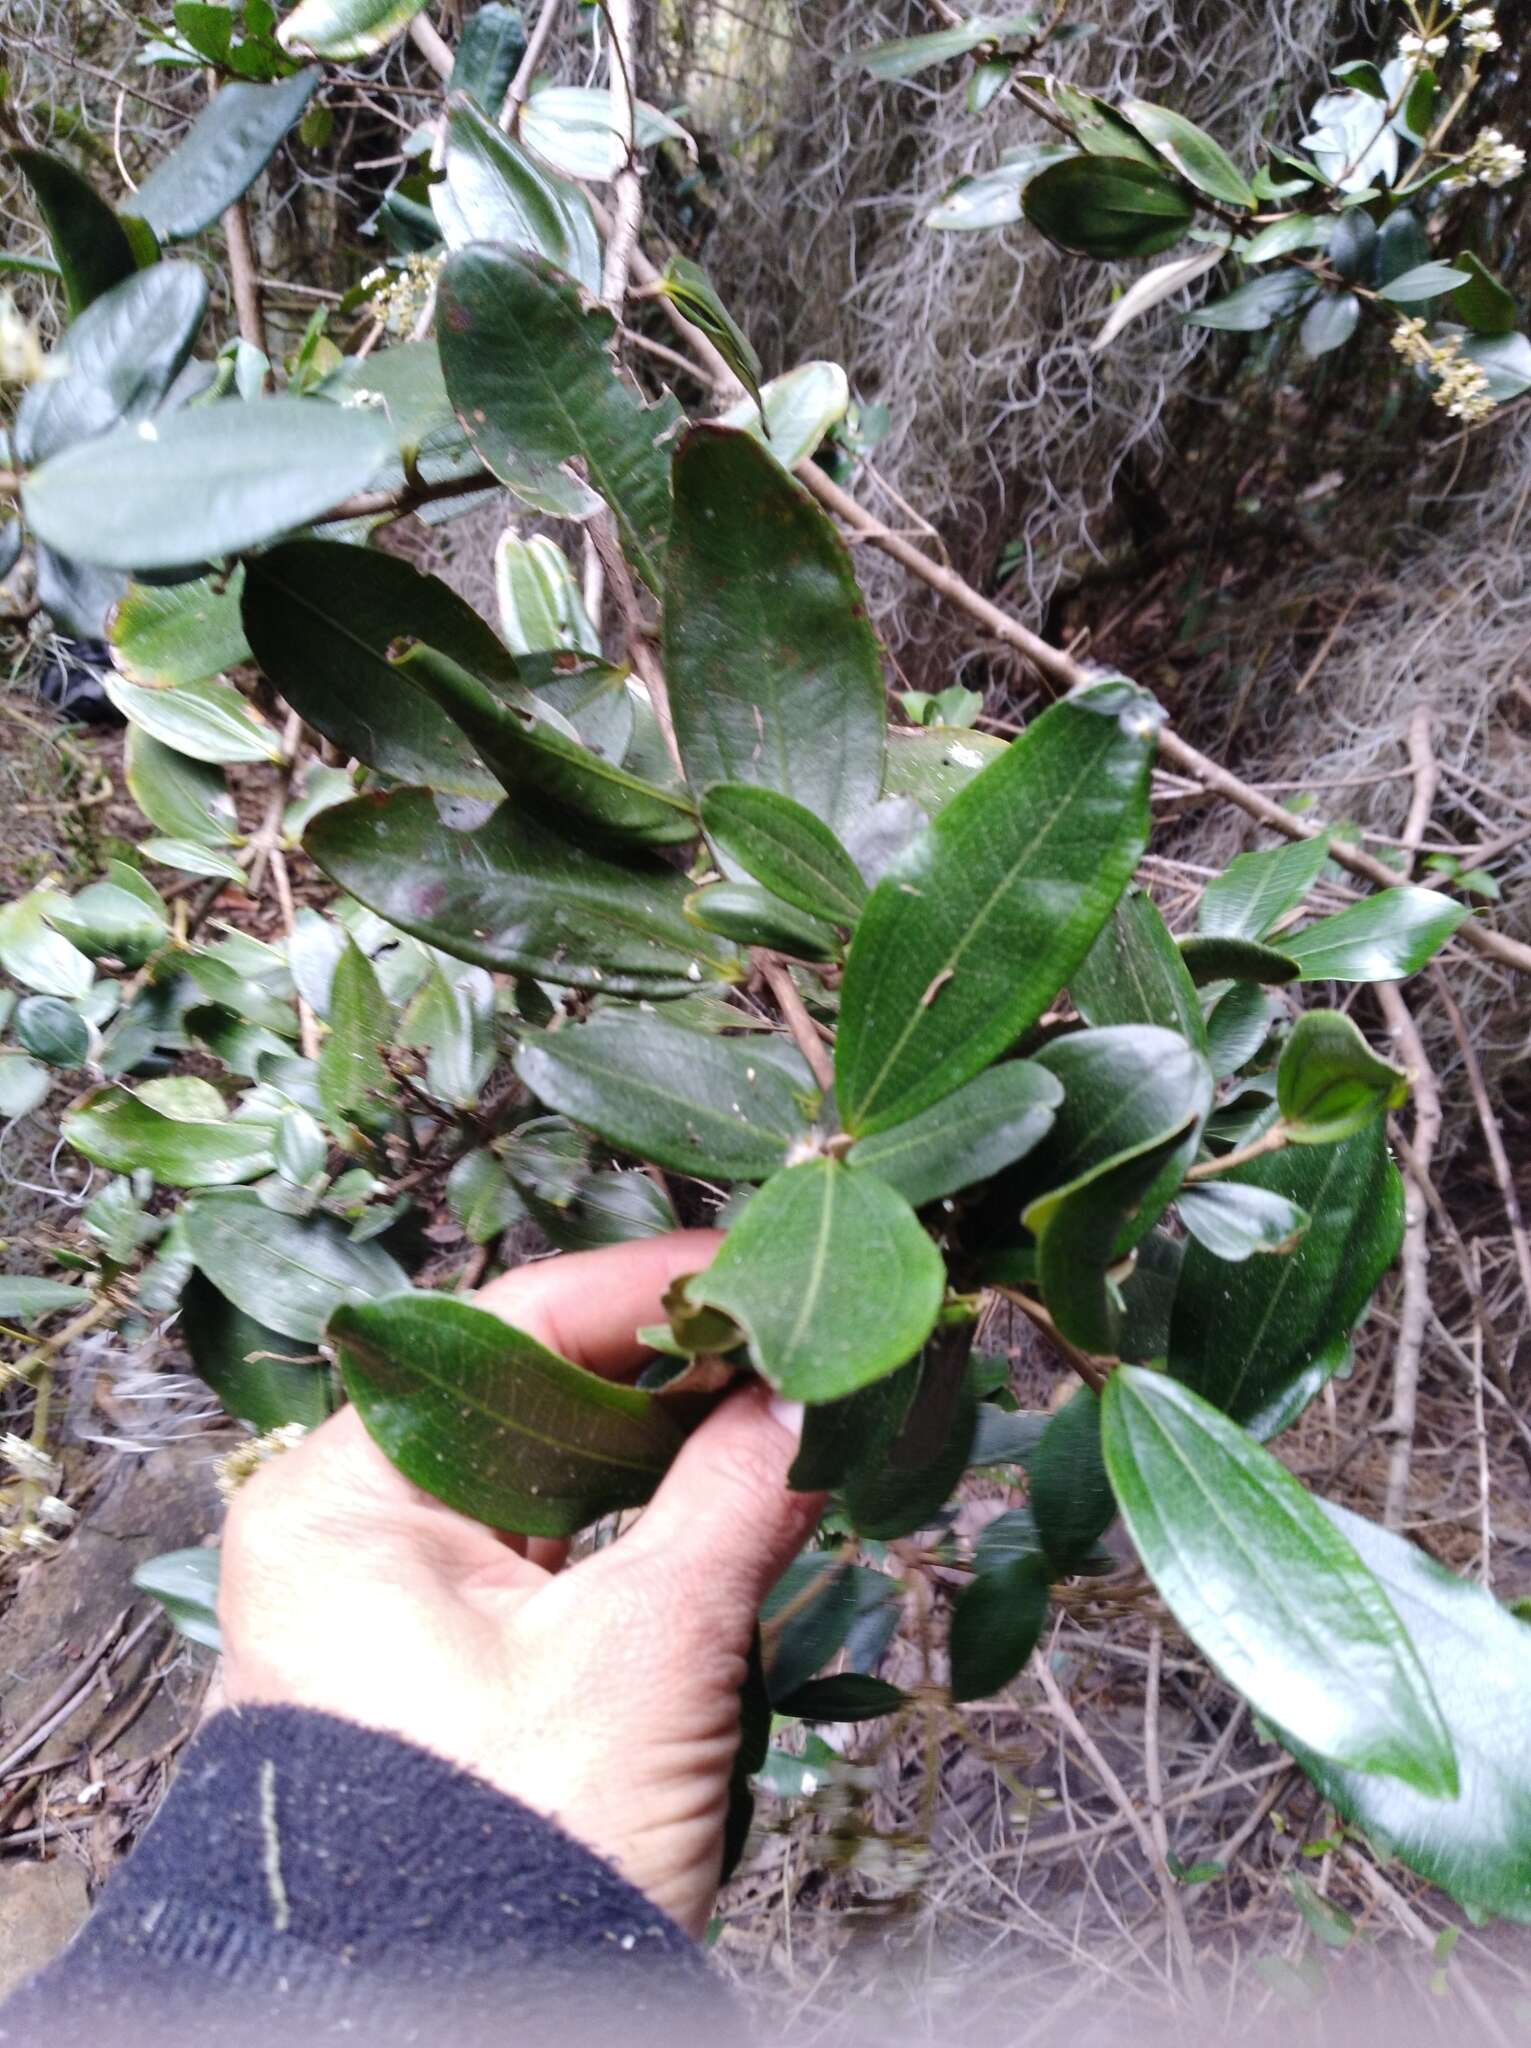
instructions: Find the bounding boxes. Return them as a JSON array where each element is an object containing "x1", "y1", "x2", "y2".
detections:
[{"x1": 217, "y1": 1232, "x2": 823, "y2": 1936}]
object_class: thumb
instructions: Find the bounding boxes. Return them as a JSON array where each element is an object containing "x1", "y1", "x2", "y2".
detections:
[{"x1": 623, "y1": 1384, "x2": 825, "y2": 1635}]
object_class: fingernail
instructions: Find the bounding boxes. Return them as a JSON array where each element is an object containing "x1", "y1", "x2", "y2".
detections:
[{"x1": 767, "y1": 1396, "x2": 804, "y2": 1445}]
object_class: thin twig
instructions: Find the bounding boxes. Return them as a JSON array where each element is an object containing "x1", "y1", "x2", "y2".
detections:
[
  {"x1": 222, "y1": 197, "x2": 269, "y2": 381},
  {"x1": 1431, "y1": 965, "x2": 1531, "y2": 1310},
  {"x1": 1378, "y1": 985, "x2": 1439, "y2": 1528},
  {"x1": 501, "y1": 0, "x2": 565, "y2": 129},
  {"x1": 756, "y1": 954, "x2": 834, "y2": 1092},
  {"x1": 407, "y1": 12, "x2": 454, "y2": 80},
  {"x1": 598, "y1": 0, "x2": 642, "y2": 313}
]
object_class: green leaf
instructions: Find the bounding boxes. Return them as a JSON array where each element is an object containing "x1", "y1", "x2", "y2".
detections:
[
  {"x1": 1300, "y1": 290, "x2": 1361, "y2": 356},
  {"x1": 701, "y1": 784, "x2": 869, "y2": 926},
  {"x1": 1205, "y1": 980, "x2": 1274, "y2": 1078},
  {"x1": 112, "y1": 571, "x2": 251, "y2": 687},
  {"x1": 1282, "y1": 888, "x2": 1468, "y2": 982},
  {"x1": 0, "y1": 1276, "x2": 88, "y2": 1323},
  {"x1": 241, "y1": 541, "x2": 518, "y2": 796},
  {"x1": 13, "y1": 149, "x2": 139, "y2": 318},
  {"x1": 438, "y1": 247, "x2": 679, "y2": 587},
  {"x1": 657, "y1": 255, "x2": 763, "y2": 413},
  {"x1": 841, "y1": 1338, "x2": 979, "y2": 1538},
  {"x1": 1185, "y1": 271, "x2": 1315, "y2": 331},
  {"x1": 0, "y1": 893, "x2": 94, "y2": 999},
  {"x1": 684, "y1": 882, "x2": 839, "y2": 960},
  {"x1": 493, "y1": 532, "x2": 601, "y2": 660},
  {"x1": 63, "y1": 1084, "x2": 273, "y2": 1183},
  {"x1": 332, "y1": 1291, "x2": 685, "y2": 1535},
  {"x1": 1102, "y1": 1368, "x2": 1456, "y2": 1796},
  {"x1": 108, "y1": 673, "x2": 279, "y2": 765},
  {"x1": 1177, "y1": 934, "x2": 1299, "y2": 985},
  {"x1": 318, "y1": 939, "x2": 395, "y2": 1151},
  {"x1": 0, "y1": 1055, "x2": 51, "y2": 1119},
  {"x1": 1378, "y1": 261, "x2": 1471, "y2": 303},
  {"x1": 1023, "y1": 155, "x2": 1197, "y2": 261},
  {"x1": 180, "y1": 1268, "x2": 335, "y2": 1430},
  {"x1": 125, "y1": 726, "x2": 241, "y2": 845},
  {"x1": 1199, "y1": 833, "x2": 1330, "y2": 940},
  {"x1": 881, "y1": 725, "x2": 1006, "y2": 815},
  {"x1": 1168, "y1": 1121, "x2": 1402, "y2": 1435},
  {"x1": 1117, "y1": 99, "x2": 1255, "y2": 207},
  {"x1": 1029, "y1": 1386, "x2": 1115, "y2": 1569},
  {"x1": 23, "y1": 398, "x2": 397, "y2": 572},
  {"x1": 1071, "y1": 888, "x2": 1207, "y2": 1051},
  {"x1": 664, "y1": 426, "x2": 886, "y2": 835},
  {"x1": 516, "y1": 1012, "x2": 816, "y2": 1182},
  {"x1": 837, "y1": 682, "x2": 1160, "y2": 1136},
  {"x1": 685, "y1": 1159, "x2": 944, "y2": 1401},
  {"x1": 851, "y1": 14, "x2": 1038, "y2": 81},
  {"x1": 949, "y1": 1556, "x2": 1049, "y2": 1702},
  {"x1": 1277, "y1": 1010, "x2": 1408, "y2": 1143},
  {"x1": 141, "y1": 838, "x2": 248, "y2": 885},
  {"x1": 395, "y1": 640, "x2": 696, "y2": 846},
  {"x1": 126, "y1": 69, "x2": 319, "y2": 241},
  {"x1": 1177, "y1": 1180, "x2": 1310, "y2": 1261},
  {"x1": 515, "y1": 85, "x2": 690, "y2": 182},
  {"x1": 715, "y1": 359, "x2": 851, "y2": 469},
  {"x1": 1451, "y1": 252, "x2": 1517, "y2": 337},
  {"x1": 846, "y1": 1059, "x2": 1061, "y2": 1209},
  {"x1": 773, "y1": 1675, "x2": 906, "y2": 1721},
  {"x1": 1460, "y1": 330, "x2": 1531, "y2": 404},
  {"x1": 446, "y1": 1147, "x2": 523, "y2": 1244},
  {"x1": 450, "y1": 4, "x2": 525, "y2": 112},
  {"x1": 761, "y1": 1553, "x2": 897, "y2": 1698},
  {"x1": 925, "y1": 145, "x2": 1078, "y2": 231},
  {"x1": 525, "y1": 1168, "x2": 676, "y2": 1252},
  {"x1": 277, "y1": 0, "x2": 426, "y2": 59},
  {"x1": 15, "y1": 995, "x2": 91, "y2": 1068},
  {"x1": 1289, "y1": 1501, "x2": 1531, "y2": 1921},
  {"x1": 182, "y1": 1189, "x2": 407, "y2": 1342},
  {"x1": 42, "y1": 882, "x2": 165, "y2": 968},
  {"x1": 434, "y1": 95, "x2": 601, "y2": 296},
  {"x1": 132, "y1": 1549, "x2": 222, "y2": 1653},
  {"x1": 305, "y1": 787, "x2": 739, "y2": 997},
  {"x1": 402, "y1": 962, "x2": 495, "y2": 1109}
]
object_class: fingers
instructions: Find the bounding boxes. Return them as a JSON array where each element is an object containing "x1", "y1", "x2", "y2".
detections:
[
  {"x1": 474, "y1": 1230, "x2": 724, "y2": 1379},
  {"x1": 622, "y1": 1383, "x2": 825, "y2": 1623}
]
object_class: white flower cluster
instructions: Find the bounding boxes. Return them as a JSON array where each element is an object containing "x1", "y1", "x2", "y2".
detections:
[
  {"x1": 215, "y1": 1421, "x2": 310, "y2": 1502},
  {"x1": 1390, "y1": 316, "x2": 1496, "y2": 423},
  {"x1": 1400, "y1": 29, "x2": 1449, "y2": 56},
  {"x1": 1443, "y1": 126, "x2": 1527, "y2": 189},
  {"x1": 359, "y1": 253, "x2": 443, "y2": 338},
  {"x1": 1, "y1": 1431, "x2": 58, "y2": 1487},
  {"x1": 1439, "y1": 0, "x2": 1504, "y2": 48}
]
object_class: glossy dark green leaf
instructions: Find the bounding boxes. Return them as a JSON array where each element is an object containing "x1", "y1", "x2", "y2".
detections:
[
  {"x1": 14, "y1": 263, "x2": 209, "y2": 468},
  {"x1": 1102, "y1": 1367, "x2": 1455, "y2": 1797},
  {"x1": 1168, "y1": 1120, "x2": 1402, "y2": 1435},
  {"x1": 658, "y1": 254, "x2": 763, "y2": 413},
  {"x1": 126, "y1": 69, "x2": 319, "y2": 240},
  {"x1": 438, "y1": 247, "x2": 679, "y2": 586},
  {"x1": 132, "y1": 1549, "x2": 222, "y2": 1653},
  {"x1": 761, "y1": 1552, "x2": 897, "y2": 1699},
  {"x1": 683, "y1": 882, "x2": 839, "y2": 960},
  {"x1": 1117, "y1": 99, "x2": 1255, "y2": 207},
  {"x1": 1460, "y1": 330, "x2": 1531, "y2": 403},
  {"x1": 1451, "y1": 252, "x2": 1517, "y2": 337},
  {"x1": 182, "y1": 1188, "x2": 407, "y2": 1342},
  {"x1": 524, "y1": 1167, "x2": 676, "y2": 1252},
  {"x1": 15, "y1": 995, "x2": 91, "y2": 1068},
  {"x1": 842, "y1": 1338, "x2": 979, "y2": 1538},
  {"x1": 1276, "y1": 1009, "x2": 1408, "y2": 1143},
  {"x1": 43, "y1": 882, "x2": 166, "y2": 967},
  {"x1": 846, "y1": 1059, "x2": 1061, "y2": 1209},
  {"x1": 446, "y1": 1147, "x2": 524, "y2": 1244},
  {"x1": 1289, "y1": 1501, "x2": 1531, "y2": 1921},
  {"x1": 396, "y1": 641, "x2": 696, "y2": 846},
  {"x1": 516, "y1": 1012, "x2": 815, "y2": 1181},
  {"x1": 14, "y1": 149, "x2": 139, "y2": 318},
  {"x1": 967, "y1": 1406, "x2": 1049, "y2": 1469},
  {"x1": 1038, "y1": 1126, "x2": 1200, "y2": 1353},
  {"x1": 1071, "y1": 888, "x2": 1206, "y2": 1051},
  {"x1": 241, "y1": 541, "x2": 514, "y2": 796},
  {"x1": 333, "y1": 1290, "x2": 685, "y2": 1535},
  {"x1": 1199, "y1": 834, "x2": 1331, "y2": 940},
  {"x1": 1176, "y1": 1180, "x2": 1310, "y2": 1262},
  {"x1": 63, "y1": 1085, "x2": 274, "y2": 1185},
  {"x1": 926, "y1": 145, "x2": 1078, "y2": 230},
  {"x1": 786, "y1": 1373, "x2": 905, "y2": 1492},
  {"x1": 23, "y1": 398, "x2": 397, "y2": 571},
  {"x1": 773, "y1": 1674, "x2": 906, "y2": 1721},
  {"x1": 837, "y1": 682, "x2": 1160, "y2": 1136},
  {"x1": 665, "y1": 426, "x2": 885, "y2": 836},
  {"x1": 112, "y1": 570, "x2": 251, "y2": 687},
  {"x1": 450, "y1": 4, "x2": 525, "y2": 111},
  {"x1": 1029, "y1": 1387, "x2": 1115, "y2": 1570},
  {"x1": 277, "y1": 0, "x2": 427, "y2": 58},
  {"x1": 949, "y1": 1556, "x2": 1049, "y2": 1702},
  {"x1": 1023, "y1": 155, "x2": 1197, "y2": 261},
  {"x1": 1178, "y1": 934, "x2": 1299, "y2": 986},
  {"x1": 851, "y1": 13, "x2": 1036, "y2": 80},
  {"x1": 403, "y1": 962, "x2": 495, "y2": 1109},
  {"x1": 1282, "y1": 887, "x2": 1468, "y2": 982},
  {"x1": 1204, "y1": 979, "x2": 1273, "y2": 1078},
  {"x1": 434, "y1": 95, "x2": 601, "y2": 295},
  {"x1": 1300, "y1": 289, "x2": 1361, "y2": 357},
  {"x1": 180, "y1": 1268, "x2": 335, "y2": 1430},
  {"x1": 0, "y1": 1275, "x2": 88, "y2": 1322},
  {"x1": 701, "y1": 783, "x2": 868, "y2": 926},
  {"x1": 1186, "y1": 270, "x2": 1315, "y2": 331},
  {"x1": 318, "y1": 938, "x2": 395, "y2": 1150},
  {"x1": 1378, "y1": 261, "x2": 1470, "y2": 303},
  {"x1": 685, "y1": 1159, "x2": 944, "y2": 1401},
  {"x1": 305, "y1": 788, "x2": 738, "y2": 997}
]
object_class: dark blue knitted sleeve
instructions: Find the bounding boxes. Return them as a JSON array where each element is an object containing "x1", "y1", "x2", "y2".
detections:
[{"x1": 0, "y1": 1705, "x2": 728, "y2": 2048}]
